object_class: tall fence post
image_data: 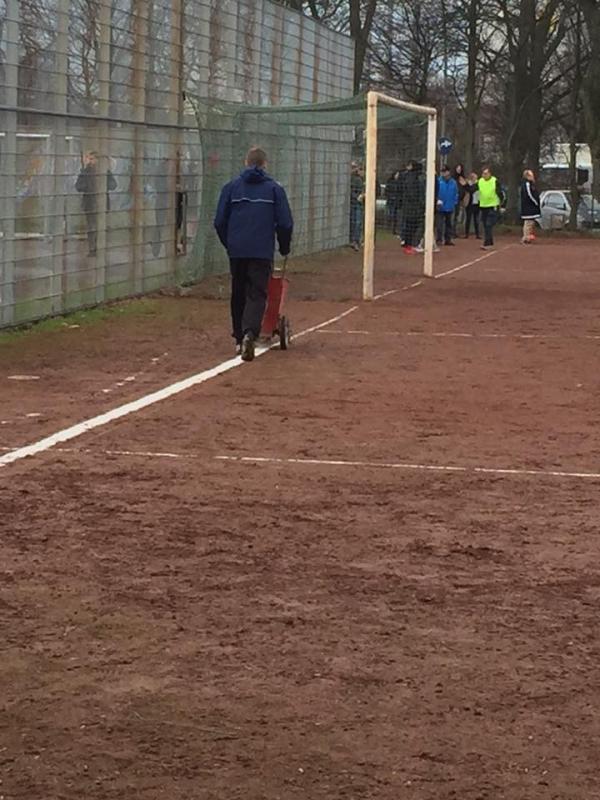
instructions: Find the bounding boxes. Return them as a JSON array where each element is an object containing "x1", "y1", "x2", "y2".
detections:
[
  {"x1": 1, "y1": 0, "x2": 19, "y2": 326},
  {"x1": 131, "y1": 0, "x2": 148, "y2": 295},
  {"x1": 52, "y1": 0, "x2": 69, "y2": 315},
  {"x1": 363, "y1": 91, "x2": 378, "y2": 301},
  {"x1": 91, "y1": 0, "x2": 112, "y2": 305},
  {"x1": 424, "y1": 112, "x2": 438, "y2": 278},
  {"x1": 169, "y1": 0, "x2": 184, "y2": 274}
]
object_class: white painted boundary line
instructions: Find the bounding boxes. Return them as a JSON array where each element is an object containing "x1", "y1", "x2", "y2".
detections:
[
  {"x1": 372, "y1": 279, "x2": 423, "y2": 301},
  {"x1": 216, "y1": 455, "x2": 600, "y2": 481},
  {"x1": 0, "y1": 305, "x2": 361, "y2": 469},
  {"x1": 0, "y1": 250, "x2": 495, "y2": 470},
  {"x1": 316, "y1": 330, "x2": 600, "y2": 341},
  {"x1": 434, "y1": 246, "x2": 511, "y2": 279},
  {"x1": 290, "y1": 305, "x2": 358, "y2": 340},
  {"x1": 0, "y1": 355, "x2": 247, "y2": 467},
  {"x1": 3, "y1": 441, "x2": 597, "y2": 480},
  {"x1": 370, "y1": 246, "x2": 509, "y2": 301}
]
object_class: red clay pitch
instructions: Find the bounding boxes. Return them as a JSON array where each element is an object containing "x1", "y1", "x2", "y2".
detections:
[{"x1": 1, "y1": 237, "x2": 600, "y2": 799}]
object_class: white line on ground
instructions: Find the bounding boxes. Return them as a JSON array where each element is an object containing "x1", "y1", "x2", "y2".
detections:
[
  {"x1": 372, "y1": 279, "x2": 423, "y2": 301},
  {"x1": 0, "y1": 354, "x2": 263, "y2": 468},
  {"x1": 0, "y1": 306, "x2": 363, "y2": 469},
  {"x1": 289, "y1": 305, "x2": 359, "y2": 340},
  {"x1": 0, "y1": 253, "x2": 494, "y2": 470},
  {"x1": 2, "y1": 441, "x2": 597, "y2": 481},
  {"x1": 316, "y1": 330, "x2": 600, "y2": 341},
  {"x1": 99, "y1": 352, "x2": 170, "y2": 395},
  {"x1": 0, "y1": 444, "x2": 192, "y2": 458},
  {"x1": 434, "y1": 246, "x2": 510, "y2": 279},
  {"x1": 216, "y1": 455, "x2": 600, "y2": 481}
]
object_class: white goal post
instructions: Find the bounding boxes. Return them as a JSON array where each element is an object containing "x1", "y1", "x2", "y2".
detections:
[{"x1": 363, "y1": 91, "x2": 438, "y2": 300}]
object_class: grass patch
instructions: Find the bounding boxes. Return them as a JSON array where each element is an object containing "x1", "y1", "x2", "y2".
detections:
[{"x1": 0, "y1": 297, "x2": 162, "y2": 345}]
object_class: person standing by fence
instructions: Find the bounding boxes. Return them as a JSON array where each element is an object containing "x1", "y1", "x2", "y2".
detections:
[
  {"x1": 76, "y1": 151, "x2": 116, "y2": 256},
  {"x1": 349, "y1": 163, "x2": 365, "y2": 251},
  {"x1": 478, "y1": 166, "x2": 505, "y2": 250},
  {"x1": 520, "y1": 169, "x2": 541, "y2": 244}
]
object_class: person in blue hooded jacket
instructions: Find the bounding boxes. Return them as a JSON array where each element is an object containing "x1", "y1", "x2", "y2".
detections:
[
  {"x1": 214, "y1": 147, "x2": 294, "y2": 362},
  {"x1": 436, "y1": 165, "x2": 459, "y2": 246}
]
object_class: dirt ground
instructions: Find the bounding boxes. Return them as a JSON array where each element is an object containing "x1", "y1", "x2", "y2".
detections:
[{"x1": 2, "y1": 237, "x2": 600, "y2": 799}]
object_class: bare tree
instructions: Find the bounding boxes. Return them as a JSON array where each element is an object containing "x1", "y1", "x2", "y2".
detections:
[
  {"x1": 368, "y1": 0, "x2": 445, "y2": 104},
  {"x1": 486, "y1": 0, "x2": 573, "y2": 214}
]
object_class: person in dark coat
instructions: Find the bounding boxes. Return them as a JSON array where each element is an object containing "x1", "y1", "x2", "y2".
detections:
[
  {"x1": 401, "y1": 160, "x2": 425, "y2": 253},
  {"x1": 464, "y1": 171, "x2": 481, "y2": 239},
  {"x1": 520, "y1": 169, "x2": 541, "y2": 244},
  {"x1": 214, "y1": 146, "x2": 294, "y2": 362},
  {"x1": 453, "y1": 163, "x2": 468, "y2": 236},
  {"x1": 349, "y1": 162, "x2": 365, "y2": 251},
  {"x1": 385, "y1": 171, "x2": 402, "y2": 234},
  {"x1": 75, "y1": 151, "x2": 116, "y2": 256}
]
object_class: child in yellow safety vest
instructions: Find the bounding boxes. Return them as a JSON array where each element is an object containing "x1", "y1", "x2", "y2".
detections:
[{"x1": 477, "y1": 167, "x2": 505, "y2": 250}]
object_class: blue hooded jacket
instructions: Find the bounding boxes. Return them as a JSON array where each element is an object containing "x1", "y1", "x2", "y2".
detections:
[
  {"x1": 437, "y1": 176, "x2": 459, "y2": 213},
  {"x1": 214, "y1": 167, "x2": 294, "y2": 260}
]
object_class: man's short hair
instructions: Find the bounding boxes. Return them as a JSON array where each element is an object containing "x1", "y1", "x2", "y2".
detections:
[
  {"x1": 441, "y1": 164, "x2": 450, "y2": 173},
  {"x1": 246, "y1": 147, "x2": 267, "y2": 168}
]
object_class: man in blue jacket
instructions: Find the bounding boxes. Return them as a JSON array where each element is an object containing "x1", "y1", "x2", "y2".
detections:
[
  {"x1": 436, "y1": 165, "x2": 459, "y2": 246},
  {"x1": 214, "y1": 147, "x2": 294, "y2": 362}
]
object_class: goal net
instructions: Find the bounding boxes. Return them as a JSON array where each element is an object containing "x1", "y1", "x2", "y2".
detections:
[{"x1": 185, "y1": 91, "x2": 437, "y2": 299}]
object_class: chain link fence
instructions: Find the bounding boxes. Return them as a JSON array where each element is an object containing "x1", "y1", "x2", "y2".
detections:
[{"x1": 0, "y1": 0, "x2": 354, "y2": 327}]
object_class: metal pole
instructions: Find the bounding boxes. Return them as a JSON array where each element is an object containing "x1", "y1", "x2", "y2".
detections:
[
  {"x1": 131, "y1": 0, "x2": 148, "y2": 295},
  {"x1": 440, "y1": 0, "x2": 449, "y2": 171},
  {"x1": 362, "y1": 91, "x2": 378, "y2": 301},
  {"x1": 424, "y1": 112, "x2": 438, "y2": 278},
  {"x1": 1, "y1": 0, "x2": 19, "y2": 326},
  {"x1": 94, "y1": 0, "x2": 111, "y2": 305},
  {"x1": 52, "y1": 0, "x2": 69, "y2": 315},
  {"x1": 169, "y1": 0, "x2": 184, "y2": 271}
]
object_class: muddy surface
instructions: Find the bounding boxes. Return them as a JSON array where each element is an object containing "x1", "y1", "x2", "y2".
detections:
[{"x1": 2, "y1": 237, "x2": 600, "y2": 799}]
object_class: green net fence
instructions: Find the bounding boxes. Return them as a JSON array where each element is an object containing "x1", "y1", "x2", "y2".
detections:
[{"x1": 181, "y1": 92, "x2": 429, "y2": 285}]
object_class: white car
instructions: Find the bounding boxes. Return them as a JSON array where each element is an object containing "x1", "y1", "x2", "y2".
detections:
[{"x1": 539, "y1": 190, "x2": 600, "y2": 230}]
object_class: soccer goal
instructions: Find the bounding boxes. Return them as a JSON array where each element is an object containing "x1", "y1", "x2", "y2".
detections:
[
  {"x1": 186, "y1": 91, "x2": 437, "y2": 299},
  {"x1": 362, "y1": 91, "x2": 438, "y2": 299}
]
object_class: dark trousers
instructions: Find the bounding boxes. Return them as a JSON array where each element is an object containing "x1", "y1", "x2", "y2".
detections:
[
  {"x1": 85, "y1": 209, "x2": 97, "y2": 254},
  {"x1": 230, "y1": 258, "x2": 272, "y2": 342},
  {"x1": 465, "y1": 205, "x2": 480, "y2": 238},
  {"x1": 481, "y1": 208, "x2": 497, "y2": 246},
  {"x1": 453, "y1": 204, "x2": 463, "y2": 237},
  {"x1": 387, "y1": 203, "x2": 400, "y2": 234},
  {"x1": 436, "y1": 211, "x2": 453, "y2": 244},
  {"x1": 350, "y1": 204, "x2": 363, "y2": 244},
  {"x1": 403, "y1": 215, "x2": 419, "y2": 247}
]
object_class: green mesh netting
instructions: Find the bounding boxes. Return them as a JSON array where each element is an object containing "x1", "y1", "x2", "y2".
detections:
[{"x1": 181, "y1": 92, "x2": 428, "y2": 283}]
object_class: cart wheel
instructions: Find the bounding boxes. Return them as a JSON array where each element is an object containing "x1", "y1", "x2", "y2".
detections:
[{"x1": 279, "y1": 316, "x2": 290, "y2": 350}]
